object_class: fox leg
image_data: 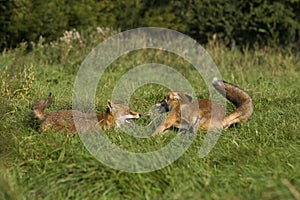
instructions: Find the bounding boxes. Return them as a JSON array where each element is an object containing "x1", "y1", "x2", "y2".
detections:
[
  {"x1": 152, "y1": 122, "x2": 172, "y2": 136},
  {"x1": 152, "y1": 116, "x2": 177, "y2": 137}
]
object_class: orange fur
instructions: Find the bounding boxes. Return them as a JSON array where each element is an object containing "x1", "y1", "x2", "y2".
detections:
[
  {"x1": 153, "y1": 78, "x2": 253, "y2": 136},
  {"x1": 31, "y1": 93, "x2": 140, "y2": 133}
]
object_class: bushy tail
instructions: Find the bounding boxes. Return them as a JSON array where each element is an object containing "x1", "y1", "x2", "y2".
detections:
[
  {"x1": 31, "y1": 92, "x2": 52, "y2": 121},
  {"x1": 212, "y1": 78, "x2": 253, "y2": 128}
]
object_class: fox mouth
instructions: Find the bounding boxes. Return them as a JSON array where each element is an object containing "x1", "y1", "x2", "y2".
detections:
[
  {"x1": 117, "y1": 114, "x2": 140, "y2": 127},
  {"x1": 125, "y1": 119, "x2": 135, "y2": 126}
]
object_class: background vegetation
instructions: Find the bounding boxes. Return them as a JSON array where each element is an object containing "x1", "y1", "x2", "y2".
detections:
[
  {"x1": 0, "y1": 1, "x2": 299, "y2": 200},
  {"x1": 0, "y1": 27, "x2": 299, "y2": 199},
  {"x1": 1, "y1": 0, "x2": 300, "y2": 49}
]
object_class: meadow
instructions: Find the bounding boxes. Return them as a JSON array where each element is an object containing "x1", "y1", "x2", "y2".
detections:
[{"x1": 0, "y1": 28, "x2": 299, "y2": 200}]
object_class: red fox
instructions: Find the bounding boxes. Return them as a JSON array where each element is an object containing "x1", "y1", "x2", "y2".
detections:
[
  {"x1": 31, "y1": 93, "x2": 141, "y2": 133},
  {"x1": 153, "y1": 78, "x2": 253, "y2": 136}
]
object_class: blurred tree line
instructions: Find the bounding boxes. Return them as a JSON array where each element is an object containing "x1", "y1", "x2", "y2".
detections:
[{"x1": 0, "y1": 0, "x2": 300, "y2": 49}]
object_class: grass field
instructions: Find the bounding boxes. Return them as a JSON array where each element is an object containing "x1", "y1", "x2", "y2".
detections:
[{"x1": 0, "y1": 30, "x2": 299, "y2": 199}]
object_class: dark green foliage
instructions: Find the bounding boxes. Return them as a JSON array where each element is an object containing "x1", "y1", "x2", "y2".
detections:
[{"x1": 0, "y1": 0, "x2": 300, "y2": 49}]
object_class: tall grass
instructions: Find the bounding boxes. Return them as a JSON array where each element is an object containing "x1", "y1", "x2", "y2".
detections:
[{"x1": 0, "y1": 27, "x2": 299, "y2": 199}]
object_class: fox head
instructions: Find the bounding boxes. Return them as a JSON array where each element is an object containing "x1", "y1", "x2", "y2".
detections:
[
  {"x1": 107, "y1": 100, "x2": 141, "y2": 127},
  {"x1": 31, "y1": 92, "x2": 52, "y2": 111},
  {"x1": 31, "y1": 92, "x2": 52, "y2": 120},
  {"x1": 156, "y1": 91, "x2": 192, "y2": 113}
]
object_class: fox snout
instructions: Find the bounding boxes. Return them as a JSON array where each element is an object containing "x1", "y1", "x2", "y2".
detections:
[{"x1": 130, "y1": 111, "x2": 141, "y2": 118}]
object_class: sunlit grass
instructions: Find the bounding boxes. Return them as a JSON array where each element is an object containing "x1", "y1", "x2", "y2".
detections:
[{"x1": 0, "y1": 33, "x2": 299, "y2": 199}]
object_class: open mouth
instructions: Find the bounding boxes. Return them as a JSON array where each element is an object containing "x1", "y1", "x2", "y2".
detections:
[
  {"x1": 117, "y1": 114, "x2": 140, "y2": 127},
  {"x1": 156, "y1": 101, "x2": 170, "y2": 113}
]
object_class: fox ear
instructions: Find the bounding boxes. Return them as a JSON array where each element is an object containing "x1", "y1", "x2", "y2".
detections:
[
  {"x1": 45, "y1": 92, "x2": 52, "y2": 105},
  {"x1": 185, "y1": 94, "x2": 192, "y2": 102},
  {"x1": 172, "y1": 92, "x2": 192, "y2": 102},
  {"x1": 47, "y1": 92, "x2": 52, "y2": 99},
  {"x1": 107, "y1": 100, "x2": 114, "y2": 111}
]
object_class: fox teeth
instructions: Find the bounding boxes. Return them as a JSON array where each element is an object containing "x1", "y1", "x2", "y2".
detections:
[{"x1": 125, "y1": 119, "x2": 134, "y2": 126}]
